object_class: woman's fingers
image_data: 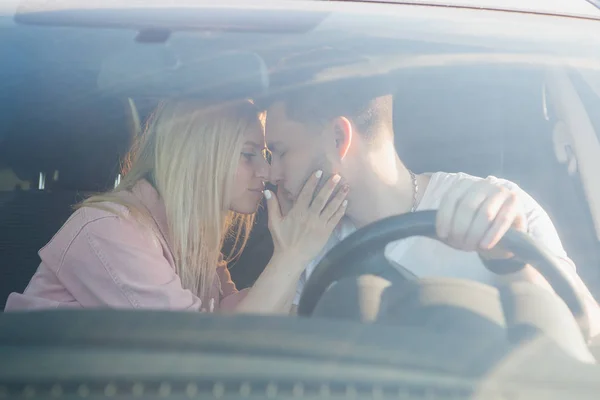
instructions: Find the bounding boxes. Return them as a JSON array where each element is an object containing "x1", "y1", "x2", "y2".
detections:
[
  {"x1": 321, "y1": 184, "x2": 349, "y2": 220},
  {"x1": 327, "y1": 198, "x2": 348, "y2": 229},
  {"x1": 264, "y1": 189, "x2": 282, "y2": 228},
  {"x1": 310, "y1": 174, "x2": 342, "y2": 214},
  {"x1": 295, "y1": 170, "x2": 323, "y2": 209},
  {"x1": 266, "y1": 172, "x2": 349, "y2": 264}
]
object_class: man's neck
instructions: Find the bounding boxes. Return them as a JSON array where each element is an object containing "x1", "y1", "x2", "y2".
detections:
[{"x1": 346, "y1": 154, "x2": 427, "y2": 230}]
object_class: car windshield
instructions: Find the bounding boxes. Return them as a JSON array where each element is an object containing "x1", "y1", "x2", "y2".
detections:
[{"x1": 2, "y1": 0, "x2": 600, "y2": 395}]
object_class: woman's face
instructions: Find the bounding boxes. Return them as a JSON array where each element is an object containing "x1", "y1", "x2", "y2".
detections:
[{"x1": 229, "y1": 120, "x2": 269, "y2": 214}]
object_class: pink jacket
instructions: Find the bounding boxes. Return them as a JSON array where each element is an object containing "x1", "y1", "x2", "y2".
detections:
[{"x1": 4, "y1": 180, "x2": 248, "y2": 312}]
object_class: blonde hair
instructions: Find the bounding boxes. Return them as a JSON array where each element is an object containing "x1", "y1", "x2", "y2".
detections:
[{"x1": 80, "y1": 99, "x2": 261, "y2": 300}]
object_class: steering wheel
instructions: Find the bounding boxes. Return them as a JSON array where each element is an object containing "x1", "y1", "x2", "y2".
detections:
[{"x1": 297, "y1": 210, "x2": 591, "y2": 341}]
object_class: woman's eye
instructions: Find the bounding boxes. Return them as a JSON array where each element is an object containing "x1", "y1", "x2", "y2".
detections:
[{"x1": 242, "y1": 153, "x2": 256, "y2": 161}]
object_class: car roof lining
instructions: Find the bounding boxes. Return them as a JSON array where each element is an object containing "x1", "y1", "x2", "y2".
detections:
[
  {"x1": 11, "y1": 0, "x2": 600, "y2": 22},
  {"x1": 13, "y1": 1, "x2": 329, "y2": 33}
]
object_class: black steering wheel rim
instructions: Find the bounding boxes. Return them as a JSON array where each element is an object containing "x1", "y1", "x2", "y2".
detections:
[{"x1": 297, "y1": 210, "x2": 590, "y2": 340}]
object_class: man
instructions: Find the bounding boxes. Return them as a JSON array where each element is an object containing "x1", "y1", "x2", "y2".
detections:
[{"x1": 263, "y1": 75, "x2": 600, "y2": 336}]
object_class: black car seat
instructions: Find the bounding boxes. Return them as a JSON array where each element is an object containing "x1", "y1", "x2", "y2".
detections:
[{"x1": 0, "y1": 73, "x2": 135, "y2": 308}]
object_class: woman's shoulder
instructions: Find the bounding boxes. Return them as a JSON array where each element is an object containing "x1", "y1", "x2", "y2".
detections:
[
  {"x1": 40, "y1": 200, "x2": 162, "y2": 268},
  {"x1": 65, "y1": 201, "x2": 136, "y2": 237}
]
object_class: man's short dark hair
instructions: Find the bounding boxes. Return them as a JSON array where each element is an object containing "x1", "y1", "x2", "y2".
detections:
[
  {"x1": 278, "y1": 86, "x2": 393, "y2": 143},
  {"x1": 266, "y1": 48, "x2": 394, "y2": 142}
]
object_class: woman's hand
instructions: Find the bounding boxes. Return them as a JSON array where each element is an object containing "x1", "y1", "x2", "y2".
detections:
[
  {"x1": 236, "y1": 170, "x2": 348, "y2": 315},
  {"x1": 265, "y1": 170, "x2": 349, "y2": 265}
]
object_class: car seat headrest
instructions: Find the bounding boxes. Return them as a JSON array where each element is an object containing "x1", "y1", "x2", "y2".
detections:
[{"x1": 5, "y1": 83, "x2": 134, "y2": 192}]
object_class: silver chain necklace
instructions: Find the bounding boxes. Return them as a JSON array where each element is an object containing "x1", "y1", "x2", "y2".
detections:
[{"x1": 408, "y1": 170, "x2": 419, "y2": 213}]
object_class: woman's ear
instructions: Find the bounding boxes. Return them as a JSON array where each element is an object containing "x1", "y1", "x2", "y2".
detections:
[{"x1": 334, "y1": 116, "x2": 352, "y2": 160}]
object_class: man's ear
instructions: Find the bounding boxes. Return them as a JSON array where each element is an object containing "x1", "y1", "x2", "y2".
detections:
[{"x1": 333, "y1": 116, "x2": 352, "y2": 160}]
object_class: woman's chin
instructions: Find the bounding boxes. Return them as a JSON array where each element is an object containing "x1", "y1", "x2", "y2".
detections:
[
  {"x1": 233, "y1": 208, "x2": 258, "y2": 215},
  {"x1": 230, "y1": 198, "x2": 263, "y2": 214}
]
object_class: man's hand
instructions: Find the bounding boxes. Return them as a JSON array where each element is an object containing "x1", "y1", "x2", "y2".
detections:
[{"x1": 435, "y1": 178, "x2": 527, "y2": 259}]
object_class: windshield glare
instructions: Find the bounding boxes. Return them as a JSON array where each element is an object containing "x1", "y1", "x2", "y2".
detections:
[{"x1": 1, "y1": 0, "x2": 600, "y2": 380}]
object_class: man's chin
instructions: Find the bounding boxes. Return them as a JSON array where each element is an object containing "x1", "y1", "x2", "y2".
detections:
[
  {"x1": 279, "y1": 199, "x2": 294, "y2": 216},
  {"x1": 277, "y1": 191, "x2": 295, "y2": 215}
]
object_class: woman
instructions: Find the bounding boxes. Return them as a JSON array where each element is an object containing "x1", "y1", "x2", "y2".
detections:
[{"x1": 4, "y1": 100, "x2": 348, "y2": 313}]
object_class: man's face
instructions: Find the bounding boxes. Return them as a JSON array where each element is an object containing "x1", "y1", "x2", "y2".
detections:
[{"x1": 265, "y1": 101, "x2": 330, "y2": 214}]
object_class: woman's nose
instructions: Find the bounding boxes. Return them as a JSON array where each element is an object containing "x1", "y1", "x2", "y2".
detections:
[{"x1": 256, "y1": 157, "x2": 270, "y2": 180}]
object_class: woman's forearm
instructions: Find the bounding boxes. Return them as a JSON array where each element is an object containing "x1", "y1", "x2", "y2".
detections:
[{"x1": 235, "y1": 251, "x2": 306, "y2": 314}]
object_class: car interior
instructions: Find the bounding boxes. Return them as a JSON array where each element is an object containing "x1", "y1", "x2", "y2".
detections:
[
  {"x1": 1, "y1": 40, "x2": 600, "y2": 309},
  {"x1": 3, "y1": 2, "x2": 600, "y2": 396}
]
